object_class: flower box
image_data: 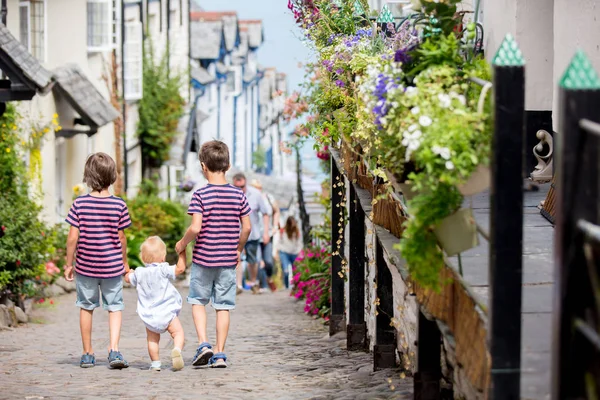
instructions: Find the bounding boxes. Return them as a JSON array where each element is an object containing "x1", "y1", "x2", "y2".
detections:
[{"x1": 434, "y1": 208, "x2": 479, "y2": 256}]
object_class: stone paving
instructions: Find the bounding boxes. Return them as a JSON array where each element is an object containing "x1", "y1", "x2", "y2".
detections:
[{"x1": 0, "y1": 286, "x2": 412, "y2": 399}]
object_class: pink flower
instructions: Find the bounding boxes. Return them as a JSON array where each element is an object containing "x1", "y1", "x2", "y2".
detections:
[{"x1": 45, "y1": 261, "x2": 60, "y2": 275}]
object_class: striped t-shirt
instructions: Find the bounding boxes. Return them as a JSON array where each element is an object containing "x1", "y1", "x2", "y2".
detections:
[
  {"x1": 188, "y1": 184, "x2": 251, "y2": 268},
  {"x1": 66, "y1": 195, "x2": 132, "y2": 278}
]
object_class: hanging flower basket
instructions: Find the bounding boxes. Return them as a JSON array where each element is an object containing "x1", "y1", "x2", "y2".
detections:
[
  {"x1": 458, "y1": 165, "x2": 490, "y2": 196},
  {"x1": 434, "y1": 208, "x2": 479, "y2": 256},
  {"x1": 179, "y1": 180, "x2": 195, "y2": 192}
]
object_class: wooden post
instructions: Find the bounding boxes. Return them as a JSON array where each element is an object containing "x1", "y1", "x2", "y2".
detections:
[
  {"x1": 414, "y1": 311, "x2": 442, "y2": 400},
  {"x1": 330, "y1": 160, "x2": 346, "y2": 335},
  {"x1": 374, "y1": 238, "x2": 395, "y2": 370},
  {"x1": 347, "y1": 184, "x2": 366, "y2": 350},
  {"x1": 488, "y1": 34, "x2": 526, "y2": 400},
  {"x1": 552, "y1": 51, "x2": 600, "y2": 400}
]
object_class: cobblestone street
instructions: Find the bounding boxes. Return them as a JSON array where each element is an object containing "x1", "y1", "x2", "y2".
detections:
[{"x1": 0, "y1": 287, "x2": 411, "y2": 400}]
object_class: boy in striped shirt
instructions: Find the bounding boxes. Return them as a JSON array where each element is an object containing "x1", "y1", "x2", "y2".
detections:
[
  {"x1": 175, "y1": 141, "x2": 252, "y2": 368},
  {"x1": 64, "y1": 153, "x2": 131, "y2": 369}
]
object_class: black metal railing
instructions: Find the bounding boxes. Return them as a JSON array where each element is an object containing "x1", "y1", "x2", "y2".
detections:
[
  {"x1": 328, "y1": 36, "x2": 527, "y2": 399},
  {"x1": 552, "y1": 78, "x2": 600, "y2": 399}
]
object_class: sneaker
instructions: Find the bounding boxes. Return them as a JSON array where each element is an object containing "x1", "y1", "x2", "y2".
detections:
[
  {"x1": 149, "y1": 365, "x2": 161, "y2": 372},
  {"x1": 251, "y1": 284, "x2": 260, "y2": 294},
  {"x1": 108, "y1": 350, "x2": 129, "y2": 369},
  {"x1": 171, "y1": 348, "x2": 184, "y2": 371},
  {"x1": 192, "y1": 342, "x2": 214, "y2": 366},
  {"x1": 267, "y1": 280, "x2": 277, "y2": 292},
  {"x1": 80, "y1": 353, "x2": 95, "y2": 368},
  {"x1": 236, "y1": 286, "x2": 243, "y2": 295}
]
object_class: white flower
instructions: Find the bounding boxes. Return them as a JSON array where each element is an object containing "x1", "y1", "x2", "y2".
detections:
[
  {"x1": 457, "y1": 95, "x2": 467, "y2": 105},
  {"x1": 405, "y1": 87, "x2": 418, "y2": 97},
  {"x1": 380, "y1": 117, "x2": 388, "y2": 126},
  {"x1": 419, "y1": 115, "x2": 432, "y2": 127},
  {"x1": 408, "y1": 123, "x2": 418, "y2": 132},
  {"x1": 411, "y1": 106, "x2": 420, "y2": 115},
  {"x1": 438, "y1": 93, "x2": 451, "y2": 108},
  {"x1": 445, "y1": 161, "x2": 455, "y2": 170},
  {"x1": 432, "y1": 145, "x2": 451, "y2": 160}
]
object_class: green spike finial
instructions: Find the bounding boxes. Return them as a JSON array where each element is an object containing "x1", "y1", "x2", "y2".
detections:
[
  {"x1": 559, "y1": 50, "x2": 600, "y2": 89},
  {"x1": 377, "y1": 4, "x2": 394, "y2": 24},
  {"x1": 353, "y1": 0, "x2": 365, "y2": 16},
  {"x1": 492, "y1": 34, "x2": 525, "y2": 67}
]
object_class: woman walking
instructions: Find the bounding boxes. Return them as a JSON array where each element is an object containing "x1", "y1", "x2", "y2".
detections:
[{"x1": 278, "y1": 216, "x2": 303, "y2": 289}]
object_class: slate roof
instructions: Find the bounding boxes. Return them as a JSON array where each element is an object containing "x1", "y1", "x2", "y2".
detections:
[
  {"x1": 239, "y1": 20, "x2": 264, "y2": 49},
  {"x1": 190, "y1": 18, "x2": 224, "y2": 60},
  {"x1": 52, "y1": 64, "x2": 119, "y2": 128},
  {"x1": 191, "y1": 66, "x2": 215, "y2": 85},
  {"x1": 0, "y1": 23, "x2": 52, "y2": 92},
  {"x1": 221, "y1": 14, "x2": 239, "y2": 52},
  {"x1": 232, "y1": 29, "x2": 249, "y2": 65}
]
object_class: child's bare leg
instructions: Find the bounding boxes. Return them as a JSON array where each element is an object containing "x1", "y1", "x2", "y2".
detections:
[
  {"x1": 108, "y1": 311, "x2": 122, "y2": 352},
  {"x1": 215, "y1": 310, "x2": 230, "y2": 353},
  {"x1": 168, "y1": 317, "x2": 185, "y2": 371},
  {"x1": 146, "y1": 328, "x2": 160, "y2": 361},
  {"x1": 80, "y1": 309, "x2": 94, "y2": 354},
  {"x1": 167, "y1": 317, "x2": 185, "y2": 350},
  {"x1": 192, "y1": 305, "x2": 208, "y2": 344}
]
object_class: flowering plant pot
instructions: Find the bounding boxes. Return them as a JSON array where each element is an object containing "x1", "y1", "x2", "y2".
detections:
[
  {"x1": 179, "y1": 180, "x2": 195, "y2": 192},
  {"x1": 458, "y1": 165, "x2": 490, "y2": 196},
  {"x1": 433, "y1": 208, "x2": 479, "y2": 256}
]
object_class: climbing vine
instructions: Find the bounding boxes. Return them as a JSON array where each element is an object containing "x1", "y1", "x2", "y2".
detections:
[{"x1": 137, "y1": 43, "x2": 185, "y2": 178}]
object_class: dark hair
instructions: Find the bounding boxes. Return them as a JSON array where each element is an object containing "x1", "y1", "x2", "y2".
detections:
[
  {"x1": 199, "y1": 141, "x2": 230, "y2": 173},
  {"x1": 285, "y1": 216, "x2": 299, "y2": 240},
  {"x1": 232, "y1": 172, "x2": 246, "y2": 182},
  {"x1": 83, "y1": 152, "x2": 117, "y2": 191}
]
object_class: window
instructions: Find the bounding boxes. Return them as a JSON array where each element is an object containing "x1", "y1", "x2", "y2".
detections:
[
  {"x1": 19, "y1": 2, "x2": 29, "y2": 50},
  {"x1": 19, "y1": 0, "x2": 45, "y2": 61},
  {"x1": 87, "y1": 0, "x2": 115, "y2": 52},
  {"x1": 124, "y1": 20, "x2": 143, "y2": 101},
  {"x1": 226, "y1": 66, "x2": 242, "y2": 97}
]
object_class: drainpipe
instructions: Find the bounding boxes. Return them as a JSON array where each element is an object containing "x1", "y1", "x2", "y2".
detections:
[
  {"x1": 216, "y1": 84, "x2": 221, "y2": 139},
  {"x1": 250, "y1": 84, "x2": 255, "y2": 162},
  {"x1": 233, "y1": 94, "x2": 238, "y2": 166},
  {"x1": 1, "y1": 0, "x2": 6, "y2": 80},
  {"x1": 166, "y1": 0, "x2": 170, "y2": 77},
  {"x1": 121, "y1": 0, "x2": 128, "y2": 192}
]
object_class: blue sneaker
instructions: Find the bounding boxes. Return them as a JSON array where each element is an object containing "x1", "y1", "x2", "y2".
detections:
[
  {"x1": 80, "y1": 353, "x2": 95, "y2": 368},
  {"x1": 108, "y1": 350, "x2": 129, "y2": 369},
  {"x1": 192, "y1": 342, "x2": 214, "y2": 366}
]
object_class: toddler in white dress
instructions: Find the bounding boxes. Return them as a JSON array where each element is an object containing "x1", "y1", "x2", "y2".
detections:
[{"x1": 125, "y1": 236, "x2": 186, "y2": 371}]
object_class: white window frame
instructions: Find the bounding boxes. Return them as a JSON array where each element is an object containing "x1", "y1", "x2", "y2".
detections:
[
  {"x1": 19, "y1": 0, "x2": 45, "y2": 62},
  {"x1": 226, "y1": 66, "x2": 242, "y2": 97},
  {"x1": 124, "y1": 19, "x2": 143, "y2": 101},
  {"x1": 87, "y1": 0, "x2": 115, "y2": 52},
  {"x1": 19, "y1": 2, "x2": 30, "y2": 51}
]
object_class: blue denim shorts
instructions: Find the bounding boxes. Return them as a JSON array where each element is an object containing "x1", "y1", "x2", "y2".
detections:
[
  {"x1": 245, "y1": 240, "x2": 260, "y2": 265},
  {"x1": 75, "y1": 273, "x2": 124, "y2": 312},
  {"x1": 187, "y1": 264, "x2": 236, "y2": 310}
]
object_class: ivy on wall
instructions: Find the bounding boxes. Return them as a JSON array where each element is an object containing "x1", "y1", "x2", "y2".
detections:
[{"x1": 137, "y1": 43, "x2": 185, "y2": 178}]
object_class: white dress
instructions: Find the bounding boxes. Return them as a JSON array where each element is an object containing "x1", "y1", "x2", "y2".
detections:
[{"x1": 129, "y1": 262, "x2": 182, "y2": 333}]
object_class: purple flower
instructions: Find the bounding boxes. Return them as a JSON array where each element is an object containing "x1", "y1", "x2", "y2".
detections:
[
  {"x1": 335, "y1": 80, "x2": 345, "y2": 88},
  {"x1": 394, "y1": 49, "x2": 412, "y2": 63},
  {"x1": 335, "y1": 68, "x2": 344, "y2": 75}
]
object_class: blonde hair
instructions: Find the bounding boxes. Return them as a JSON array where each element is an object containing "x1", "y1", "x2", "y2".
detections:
[{"x1": 140, "y1": 236, "x2": 167, "y2": 264}]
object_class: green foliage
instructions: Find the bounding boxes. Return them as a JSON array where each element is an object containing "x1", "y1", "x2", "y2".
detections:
[
  {"x1": 0, "y1": 104, "x2": 24, "y2": 196},
  {"x1": 137, "y1": 43, "x2": 185, "y2": 174},
  {"x1": 0, "y1": 194, "x2": 50, "y2": 296},
  {"x1": 126, "y1": 195, "x2": 189, "y2": 267},
  {"x1": 252, "y1": 145, "x2": 267, "y2": 171}
]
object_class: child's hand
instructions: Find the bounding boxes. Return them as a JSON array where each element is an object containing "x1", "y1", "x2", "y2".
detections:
[
  {"x1": 175, "y1": 240, "x2": 186, "y2": 254},
  {"x1": 64, "y1": 265, "x2": 74, "y2": 282},
  {"x1": 124, "y1": 271, "x2": 131, "y2": 284},
  {"x1": 124, "y1": 262, "x2": 130, "y2": 274}
]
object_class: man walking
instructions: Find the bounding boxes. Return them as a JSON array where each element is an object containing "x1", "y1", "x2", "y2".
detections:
[
  {"x1": 233, "y1": 173, "x2": 270, "y2": 293},
  {"x1": 250, "y1": 179, "x2": 280, "y2": 292}
]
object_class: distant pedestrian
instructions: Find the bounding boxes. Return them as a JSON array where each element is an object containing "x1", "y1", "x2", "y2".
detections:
[
  {"x1": 176, "y1": 141, "x2": 252, "y2": 368},
  {"x1": 64, "y1": 152, "x2": 131, "y2": 369},
  {"x1": 232, "y1": 173, "x2": 271, "y2": 293},
  {"x1": 125, "y1": 237, "x2": 186, "y2": 371},
  {"x1": 278, "y1": 216, "x2": 303, "y2": 289},
  {"x1": 250, "y1": 179, "x2": 280, "y2": 292}
]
